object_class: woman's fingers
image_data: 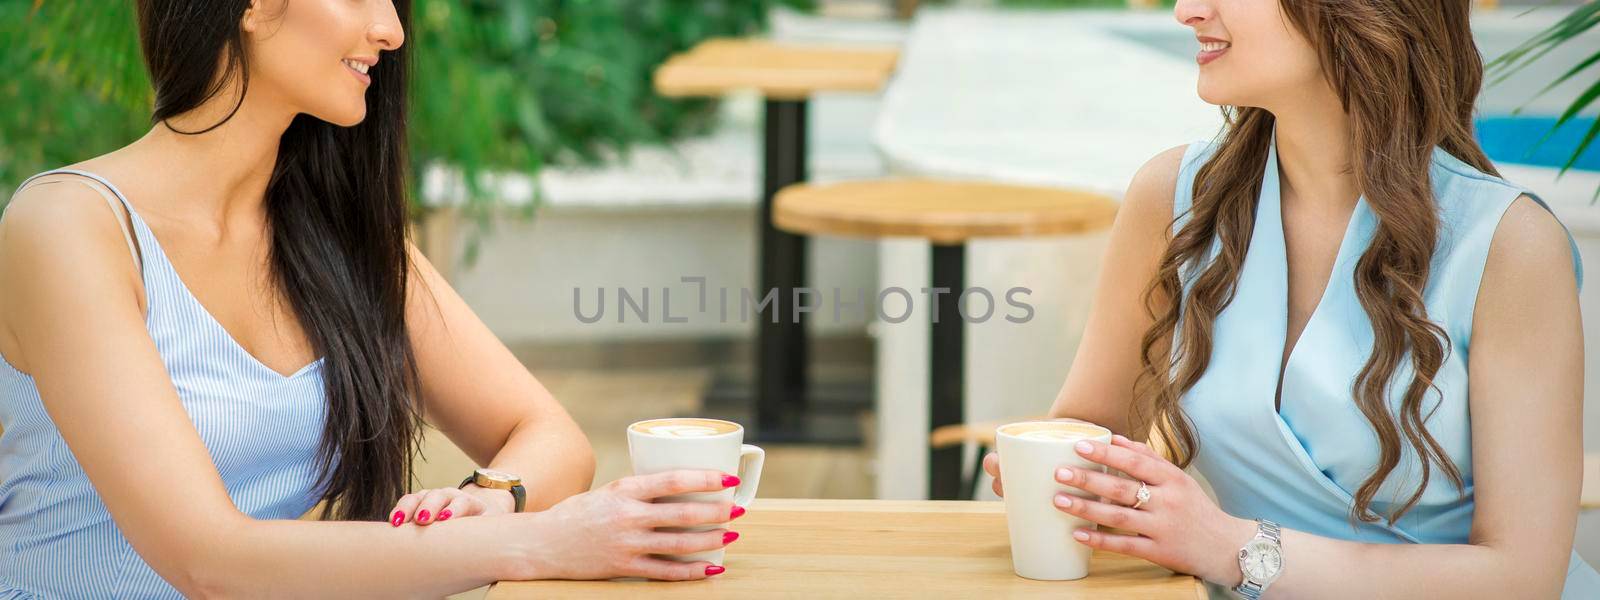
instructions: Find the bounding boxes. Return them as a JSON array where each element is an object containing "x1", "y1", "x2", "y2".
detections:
[
  {"x1": 1053, "y1": 493, "x2": 1152, "y2": 533},
  {"x1": 390, "y1": 492, "x2": 423, "y2": 527},
  {"x1": 623, "y1": 557, "x2": 725, "y2": 581},
  {"x1": 984, "y1": 452, "x2": 1005, "y2": 497},
  {"x1": 1056, "y1": 466, "x2": 1143, "y2": 507},
  {"x1": 1111, "y1": 434, "x2": 1162, "y2": 459},
  {"x1": 1074, "y1": 440, "x2": 1175, "y2": 485},
  {"x1": 1070, "y1": 528, "x2": 1158, "y2": 560},
  {"x1": 636, "y1": 529, "x2": 736, "y2": 555},
  {"x1": 619, "y1": 470, "x2": 734, "y2": 501},
  {"x1": 413, "y1": 488, "x2": 460, "y2": 525},
  {"x1": 640, "y1": 500, "x2": 739, "y2": 528},
  {"x1": 438, "y1": 491, "x2": 487, "y2": 522}
]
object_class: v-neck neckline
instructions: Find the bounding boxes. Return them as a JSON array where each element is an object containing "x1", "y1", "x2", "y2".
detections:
[
  {"x1": 1257, "y1": 128, "x2": 1367, "y2": 411},
  {"x1": 102, "y1": 182, "x2": 325, "y2": 382},
  {"x1": 134, "y1": 213, "x2": 324, "y2": 381}
]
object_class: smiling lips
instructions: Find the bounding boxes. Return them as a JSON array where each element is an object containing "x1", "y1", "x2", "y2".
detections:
[
  {"x1": 342, "y1": 58, "x2": 374, "y2": 85},
  {"x1": 1197, "y1": 37, "x2": 1231, "y2": 66}
]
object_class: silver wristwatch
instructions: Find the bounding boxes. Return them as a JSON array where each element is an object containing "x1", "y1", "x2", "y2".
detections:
[{"x1": 1233, "y1": 519, "x2": 1283, "y2": 599}]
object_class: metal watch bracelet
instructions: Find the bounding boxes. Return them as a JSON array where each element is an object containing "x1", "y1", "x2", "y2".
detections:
[{"x1": 1233, "y1": 519, "x2": 1282, "y2": 600}]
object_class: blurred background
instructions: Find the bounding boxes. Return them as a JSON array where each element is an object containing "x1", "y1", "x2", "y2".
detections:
[{"x1": 2, "y1": 1, "x2": 1598, "y2": 596}]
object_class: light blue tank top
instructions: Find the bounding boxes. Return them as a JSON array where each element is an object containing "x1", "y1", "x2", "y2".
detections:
[
  {"x1": 0, "y1": 170, "x2": 330, "y2": 599},
  {"x1": 1173, "y1": 130, "x2": 1600, "y2": 596}
]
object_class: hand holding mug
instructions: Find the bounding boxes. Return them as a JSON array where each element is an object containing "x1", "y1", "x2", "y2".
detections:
[
  {"x1": 1044, "y1": 434, "x2": 1254, "y2": 587},
  {"x1": 505, "y1": 469, "x2": 745, "y2": 581}
]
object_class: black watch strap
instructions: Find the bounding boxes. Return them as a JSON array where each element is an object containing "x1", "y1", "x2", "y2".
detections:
[{"x1": 458, "y1": 474, "x2": 527, "y2": 513}]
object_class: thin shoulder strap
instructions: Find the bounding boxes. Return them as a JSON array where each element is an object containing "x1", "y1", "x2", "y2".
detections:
[{"x1": 14, "y1": 169, "x2": 143, "y2": 274}]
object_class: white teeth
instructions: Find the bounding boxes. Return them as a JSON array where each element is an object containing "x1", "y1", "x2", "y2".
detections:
[
  {"x1": 343, "y1": 59, "x2": 370, "y2": 74},
  {"x1": 1200, "y1": 42, "x2": 1231, "y2": 53}
]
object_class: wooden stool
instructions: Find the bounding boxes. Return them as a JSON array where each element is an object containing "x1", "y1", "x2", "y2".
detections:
[
  {"x1": 775, "y1": 179, "x2": 1118, "y2": 498},
  {"x1": 653, "y1": 39, "x2": 899, "y2": 444}
]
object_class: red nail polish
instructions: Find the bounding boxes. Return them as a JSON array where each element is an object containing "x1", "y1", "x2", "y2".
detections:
[
  {"x1": 723, "y1": 531, "x2": 739, "y2": 544},
  {"x1": 417, "y1": 509, "x2": 430, "y2": 523},
  {"x1": 705, "y1": 565, "x2": 726, "y2": 576},
  {"x1": 438, "y1": 509, "x2": 452, "y2": 521},
  {"x1": 730, "y1": 505, "x2": 746, "y2": 520},
  {"x1": 721, "y1": 475, "x2": 741, "y2": 488},
  {"x1": 390, "y1": 511, "x2": 404, "y2": 527}
]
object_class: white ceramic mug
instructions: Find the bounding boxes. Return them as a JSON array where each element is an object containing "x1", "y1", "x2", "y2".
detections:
[
  {"x1": 996, "y1": 419, "x2": 1114, "y2": 580},
  {"x1": 627, "y1": 418, "x2": 764, "y2": 565}
]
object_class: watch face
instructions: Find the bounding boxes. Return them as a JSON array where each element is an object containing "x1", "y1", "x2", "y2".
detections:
[
  {"x1": 1240, "y1": 540, "x2": 1283, "y2": 582},
  {"x1": 477, "y1": 468, "x2": 519, "y2": 484}
]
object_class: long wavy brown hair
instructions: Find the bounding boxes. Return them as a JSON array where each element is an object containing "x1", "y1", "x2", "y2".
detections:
[{"x1": 1133, "y1": 0, "x2": 1502, "y2": 525}]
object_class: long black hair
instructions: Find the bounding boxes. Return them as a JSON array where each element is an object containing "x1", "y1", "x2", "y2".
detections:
[{"x1": 137, "y1": 0, "x2": 421, "y2": 521}]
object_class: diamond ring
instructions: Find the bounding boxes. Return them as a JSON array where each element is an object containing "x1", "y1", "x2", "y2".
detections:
[{"x1": 1131, "y1": 481, "x2": 1151, "y2": 510}]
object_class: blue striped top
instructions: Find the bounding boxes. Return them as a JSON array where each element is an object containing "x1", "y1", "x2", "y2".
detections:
[{"x1": 0, "y1": 169, "x2": 330, "y2": 599}]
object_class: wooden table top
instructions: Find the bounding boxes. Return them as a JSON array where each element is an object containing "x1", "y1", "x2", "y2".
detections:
[
  {"x1": 487, "y1": 499, "x2": 1203, "y2": 599},
  {"x1": 654, "y1": 39, "x2": 900, "y2": 100},
  {"x1": 774, "y1": 179, "x2": 1119, "y2": 244}
]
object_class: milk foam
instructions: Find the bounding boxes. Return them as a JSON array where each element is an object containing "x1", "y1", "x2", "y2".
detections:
[
  {"x1": 1016, "y1": 429, "x2": 1085, "y2": 441},
  {"x1": 645, "y1": 424, "x2": 723, "y2": 438}
]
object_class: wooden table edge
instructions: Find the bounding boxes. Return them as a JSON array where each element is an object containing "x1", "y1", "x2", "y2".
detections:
[{"x1": 485, "y1": 499, "x2": 1207, "y2": 598}]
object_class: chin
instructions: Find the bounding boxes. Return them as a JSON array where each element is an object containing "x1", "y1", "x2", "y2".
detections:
[
  {"x1": 317, "y1": 106, "x2": 368, "y2": 128},
  {"x1": 1195, "y1": 82, "x2": 1230, "y2": 107},
  {"x1": 1195, "y1": 78, "x2": 1252, "y2": 108}
]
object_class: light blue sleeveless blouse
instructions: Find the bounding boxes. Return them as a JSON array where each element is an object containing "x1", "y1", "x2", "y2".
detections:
[
  {"x1": 0, "y1": 170, "x2": 330, "y2": 599},
  {"x1": 1173, "y1": 131, "x2": 1600, "y2": 596}
]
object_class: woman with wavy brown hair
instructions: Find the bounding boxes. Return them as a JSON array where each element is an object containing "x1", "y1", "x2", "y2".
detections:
[{"x1": 983, "y1": 0, "x2": 1600, "y2": 597}]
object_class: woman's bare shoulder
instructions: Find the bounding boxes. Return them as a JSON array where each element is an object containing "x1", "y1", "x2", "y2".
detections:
[
  {"x1": 0, "y1": 178, "x2": 144, "y2": 368},
  {"x1": 1118, "y1": 144, "x2": 1190, "y2": 233}
]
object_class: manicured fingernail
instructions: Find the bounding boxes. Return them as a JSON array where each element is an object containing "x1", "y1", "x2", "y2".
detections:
[
  {"x1": 705, "y1": 565, "x2": 726, "y2": 576},
  {"x1": 1073, "y1": 530, "x2": 1091, "y2": 542},
  {"x1": 723, "y1": 531, "x2": 740, "y2": 544},
  {"x1": 1075, "y1": 441, "x2": 1093, "y2": 454},
  {"x1": 721, "y1": 475, "x2": 741, "y2": 488},
  {"x1": 438, "y1": 510, "x2": 452, "y2": 521},
  {"x1": 391, "y1": 511, "x2": 404, "y2": 527},
  {"x1": 1057, "y1": 468, "x2": 1074, "y2": 481},
  {"x1": 730, "y1": 505, "x2": 746, "y2": 520},
  {"x1": 1055, "y1": 494, "x2": 1073, "y2": 508},
  {"x1": 417, "y1": 509, "x2": 430, "y2": 523}
]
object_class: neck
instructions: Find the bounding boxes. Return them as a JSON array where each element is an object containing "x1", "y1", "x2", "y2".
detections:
[
  {"x1": 129, "y1": 82, "x2": 296, "y2": 230},
  {"x1": 1265, "y1": 87, "x2": 1360, "y2": 215}
]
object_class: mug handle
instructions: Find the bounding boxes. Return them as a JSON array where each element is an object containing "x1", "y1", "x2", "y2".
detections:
[{"x1": 732, "y1": 444, "x2": 764, "y2": 507}]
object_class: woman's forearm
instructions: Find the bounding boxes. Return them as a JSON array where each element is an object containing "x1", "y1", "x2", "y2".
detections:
[
  {"x1": 184, "y1": 512, "x2": 529, "y2": 598},
  {"x1": 475, "y1": 410, "x2": 596, "y2": 511},
  {"x1": 1222, "y1": 523, "x2": 1567, "y2": 599}
]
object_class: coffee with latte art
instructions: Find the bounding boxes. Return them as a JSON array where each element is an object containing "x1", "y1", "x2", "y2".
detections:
[
  {"x1": 629, "y1": 418, "x2": 740, "y2": 438},
  {"x1": 998, "y1": 421, "x2": 1110, "y2": 442}
]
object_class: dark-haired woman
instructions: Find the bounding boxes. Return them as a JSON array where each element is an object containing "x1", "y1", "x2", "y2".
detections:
[
  {"x1": 0, "y1": 2, "x2": 739, "y2": 597},
  {"x1": 984, "y1": 0, "x2": 1599, "y2": 597}
]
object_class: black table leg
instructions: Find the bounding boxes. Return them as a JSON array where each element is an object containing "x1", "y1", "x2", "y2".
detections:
[
  {"x1": 929, "y1": 243, "x2": 965, "y2": 500},
  {"x1": 692, "y1": 99, "x2": 870, "y2": 445},
  {"x1": 757, "y1": 99, "x2": 810, "y2": 436}
]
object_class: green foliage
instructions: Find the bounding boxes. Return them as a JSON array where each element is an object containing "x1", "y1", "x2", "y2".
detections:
[
  {"x1": 0, "y1": 0, "x2": 813, "y2": 230},
  {"x1": 1487, "y1": 2, "x2": 1600, "y2": 200}
]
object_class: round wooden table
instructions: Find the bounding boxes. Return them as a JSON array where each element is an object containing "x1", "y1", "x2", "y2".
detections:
[
  {"x1": 653, "y1": 39, "x2": 899, "y2": 444},
  {"x1": 776, "y1": 178, "x2": 1118, "y2": 499}
]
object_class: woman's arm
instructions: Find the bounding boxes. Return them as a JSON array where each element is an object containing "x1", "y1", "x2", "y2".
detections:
[
  {"x1": 400, "y1": 242, "x2": 593, "y2": 515},
  {"x1": 0, "y1": 186, "x2": 731, "y2": 597},
  {"x1": 1055, "y1": 195, "x2": 1584, "y2": 598},
  {"x1": 1044, "y1": 145, "x2": 1187, "y2": 435}
]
